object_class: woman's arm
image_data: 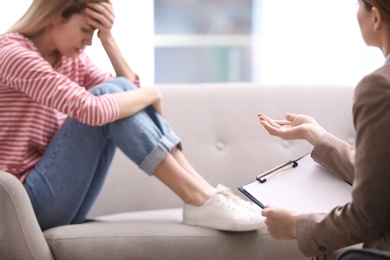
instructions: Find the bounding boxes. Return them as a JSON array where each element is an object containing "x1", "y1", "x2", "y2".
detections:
[
  {"x1": 110, "y1": 86, "x2": 162, "y2": 119},
  {"x1": 85, "y1": 2, "x2": 137, "y2": 81},
  {"x1": 85, "y1": 3, "x2": 163, "y2": 116},
  {"x1": 258, "y1": 113, "x2": 355, "y2": 182},
  {"x1": 258, "y1": 112, "x2": 327, "y2": 146}
]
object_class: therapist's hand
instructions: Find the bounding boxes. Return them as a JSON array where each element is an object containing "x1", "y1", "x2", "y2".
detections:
[
  {"x1": 257, "y1": 113, "x2": 327, "y2": 146},
  {"x1": 261, "y1": 205, "x2": 298, "y2": 240}
]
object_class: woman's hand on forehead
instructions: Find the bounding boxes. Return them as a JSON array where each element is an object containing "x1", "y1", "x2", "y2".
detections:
[{"x1": 85, "y1": 2, "x2": 115, "y2": 40}]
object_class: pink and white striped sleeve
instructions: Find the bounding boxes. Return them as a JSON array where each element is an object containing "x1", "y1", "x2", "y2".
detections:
[{"x1": 0, "y1": 46, "x2": 119, "y2": 126}]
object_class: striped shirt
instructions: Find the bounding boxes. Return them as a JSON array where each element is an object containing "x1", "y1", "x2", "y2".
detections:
[{"x1": 0, "y1": 33, "x2": 125, "y2": 182}]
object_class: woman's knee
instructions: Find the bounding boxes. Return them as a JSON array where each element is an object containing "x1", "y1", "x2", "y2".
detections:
[{"x1": 89, "y1": 77, "x2": 138, "y2": 96}]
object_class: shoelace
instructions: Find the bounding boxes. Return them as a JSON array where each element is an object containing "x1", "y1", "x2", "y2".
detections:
[
  {"x1": 216, "y1": 185, "x2": 259, "y2": 212},
  {"x1": 214, "y1": 193, "x2": 251, "y2": 216}
]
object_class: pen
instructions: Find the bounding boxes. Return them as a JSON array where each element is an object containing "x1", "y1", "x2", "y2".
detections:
[
  {"x1": 256, "y1": 160, "x2": 298, "y2": 183},
  {"x1": 273, "y1": 120, "x2": 292, "y2": 125}
]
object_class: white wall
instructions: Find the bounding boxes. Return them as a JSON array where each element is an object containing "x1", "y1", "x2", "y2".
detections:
[
  {"x1": 0, "y1": 0, "x2": 31, "y2": 32},
  {"x1": 86, "y1": 0, "x2": 155, "y2": 85}
]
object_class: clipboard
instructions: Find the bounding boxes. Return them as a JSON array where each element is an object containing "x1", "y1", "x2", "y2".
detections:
[{"x1": 238, "y1": 154, "x2": 352, "y2": 213}]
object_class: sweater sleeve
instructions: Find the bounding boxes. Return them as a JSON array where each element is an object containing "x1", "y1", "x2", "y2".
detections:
[
  {"x1": 0, "y1": 41, "x2": 119, "y2": 126},
  {"x1": 296, "y1": 70, "x2": 390, "y2": 257},
  {"x1": 80, "y1": 53, "x2": 141, "y2": 89},
  {"x1": 311, "y1": 133, "x2": 355, "y2": 184}
]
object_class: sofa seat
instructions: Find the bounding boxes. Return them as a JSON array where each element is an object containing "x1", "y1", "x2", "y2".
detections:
[{"x1": 44, "y1": 208, "x2": 304, "y2": 260}]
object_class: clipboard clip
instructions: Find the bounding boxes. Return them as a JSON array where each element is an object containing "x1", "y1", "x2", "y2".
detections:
[{"x1": 256, "y1": 160, "x2": 298, "y2": 183}]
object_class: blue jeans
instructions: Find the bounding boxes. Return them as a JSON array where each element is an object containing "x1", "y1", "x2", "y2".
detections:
[{"x1": 24, "y1": 77, "x2": 181, "y2": 231}]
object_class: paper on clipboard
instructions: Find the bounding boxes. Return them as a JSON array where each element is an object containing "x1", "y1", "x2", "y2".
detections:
[{"x1": 238, "y1": 154, "x2": 352, "y2": 213}]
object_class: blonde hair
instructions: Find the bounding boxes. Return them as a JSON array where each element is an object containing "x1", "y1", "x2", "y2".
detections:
[{"x1": 6, "y1": 0, "x2": 109, "y2": 37}]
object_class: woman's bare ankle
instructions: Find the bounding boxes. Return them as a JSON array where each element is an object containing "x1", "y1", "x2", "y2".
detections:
[{"x1": 184, "y1": 187, "x2": 216, "y2": 206}]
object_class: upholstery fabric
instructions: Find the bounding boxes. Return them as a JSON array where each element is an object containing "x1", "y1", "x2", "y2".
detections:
[{"x1": 45, "y1": 209, "x2": 302, "y2": 260}]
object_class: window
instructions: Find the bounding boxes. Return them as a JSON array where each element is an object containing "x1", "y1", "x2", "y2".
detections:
[
  {"x1": 3, "y1": 0, "x2": 384, "y2": 86},
  {"x1": 154, "y1": 0, "x2": 254, "y2": 83},
  {"x1": 257, "y1": 0, "x2": 383, "y2": 86},
  {"x1": 152, "y1": 0, "x2": 384, "y2": 85}
]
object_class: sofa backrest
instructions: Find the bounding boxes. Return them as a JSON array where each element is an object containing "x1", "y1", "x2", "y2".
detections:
[{"x1": 89, "y1": 83, "x2": 355, "y2": 217}]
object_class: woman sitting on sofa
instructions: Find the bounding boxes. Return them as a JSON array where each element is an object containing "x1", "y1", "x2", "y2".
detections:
[
  {"x1": 258, "y1": 0, "x2": 390, "y2": 258},
  {"x1": 0, "y1": 0, "x2": 263, "y2": 231}
]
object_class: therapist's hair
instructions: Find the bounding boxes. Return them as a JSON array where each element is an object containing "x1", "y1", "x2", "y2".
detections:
[
  {"x1": 6, "y1": 0, "x2": 110, "y2": 37},
  {"x1": 363, "y1": 0, "x2": 390, "y2": 25}
]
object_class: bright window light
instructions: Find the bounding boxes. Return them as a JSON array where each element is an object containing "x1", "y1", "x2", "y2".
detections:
[
  {"x1": 257, "y1": 0, "x2": 383, "y2": 86},
  {"x1": 1, "y1": 0, "x2": 385, "y2": 86}
]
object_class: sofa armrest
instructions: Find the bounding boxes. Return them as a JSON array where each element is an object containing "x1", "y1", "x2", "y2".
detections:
[{"x1": 0, "y1": 172, "x2": 54, "y2": 260}]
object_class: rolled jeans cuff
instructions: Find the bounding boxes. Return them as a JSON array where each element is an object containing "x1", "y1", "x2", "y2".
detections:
[{"x1": 140, "y1": 132, "x2": 181, "y2": 175}]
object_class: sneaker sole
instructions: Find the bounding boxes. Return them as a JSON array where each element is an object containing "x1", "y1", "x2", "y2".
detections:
[{"x1": 183, "y1": 218, "x2": 264, "y2": 232}]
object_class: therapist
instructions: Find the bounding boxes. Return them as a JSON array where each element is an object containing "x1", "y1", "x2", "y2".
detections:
[{"x1": 258, "y1": 0, "x2": 390, "y2": 259}]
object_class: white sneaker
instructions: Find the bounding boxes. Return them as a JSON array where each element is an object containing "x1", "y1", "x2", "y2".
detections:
[
  {"x1": 215, "y1": 184, "x2": 260, "y2": 213},
  {"x1": 183, "y1": 185, "x2": 265, "y2": 231}
]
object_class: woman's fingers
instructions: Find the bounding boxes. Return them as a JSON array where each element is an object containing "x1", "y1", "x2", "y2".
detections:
[{"x1": 86, "y1": 3, "x2": 114, "y2": 31}]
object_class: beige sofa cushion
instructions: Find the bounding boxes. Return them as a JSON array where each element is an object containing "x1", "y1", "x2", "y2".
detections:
[{"x1": 44, "y1": 209, "x2": 304, "y2": 260}]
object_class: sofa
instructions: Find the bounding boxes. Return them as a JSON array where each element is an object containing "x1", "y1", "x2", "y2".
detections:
[{"x1": 0, "y1": 83, "x2": 356, "y2": 260}]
